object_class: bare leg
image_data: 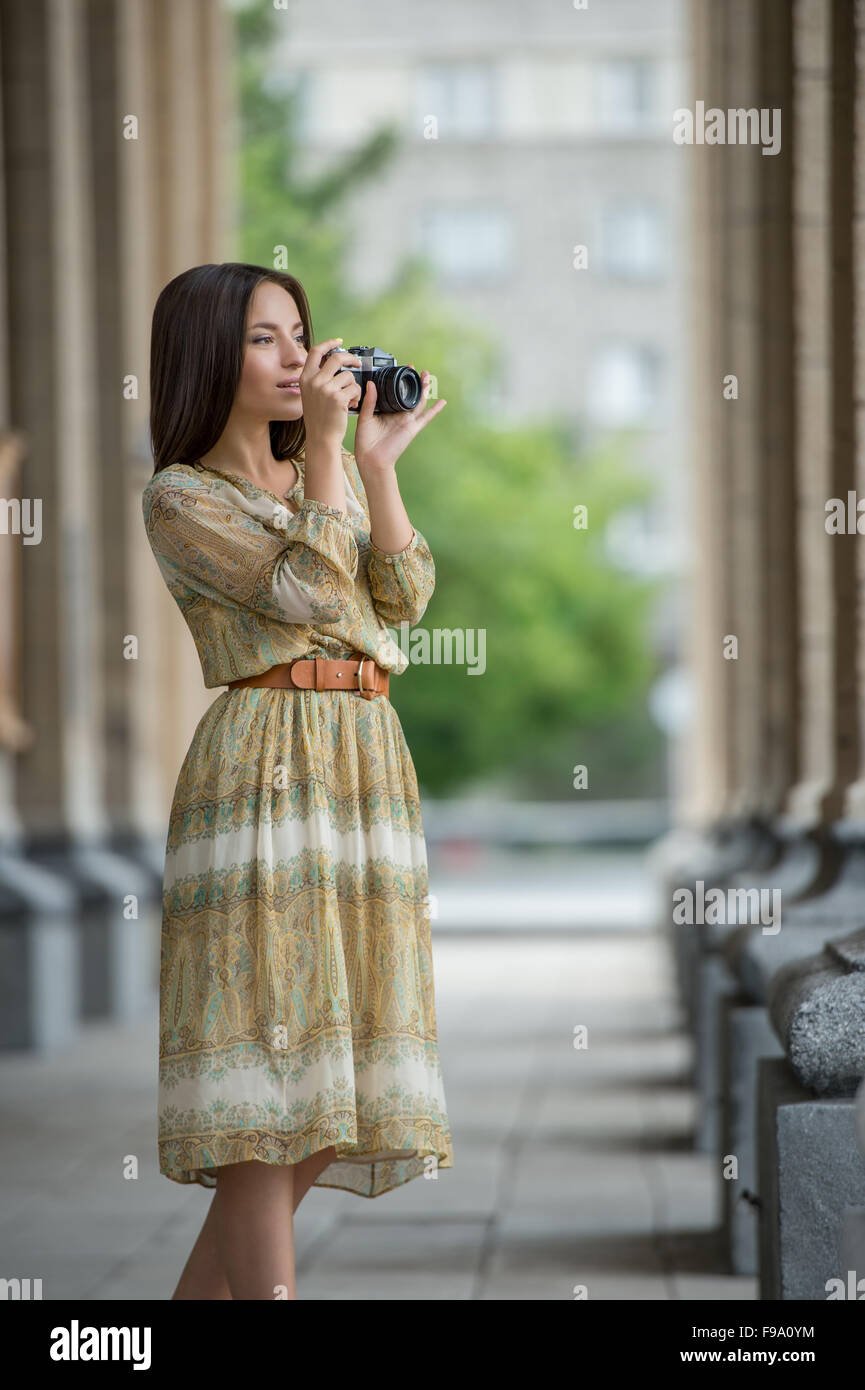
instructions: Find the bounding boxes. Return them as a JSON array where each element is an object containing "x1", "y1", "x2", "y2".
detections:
[
  {"x1": 289, "y1": 1143, "x2": 338, "y2": 1211},
  {"x1": 171, "y1": 1139, "x2": 339, "y2": 1301},
  {"x1": 171, "y1": 1190, "x2": 233, "y2": 1300},
  {"x1": 212, "y1": 1158, "x2": 297, "y2": 1300}
]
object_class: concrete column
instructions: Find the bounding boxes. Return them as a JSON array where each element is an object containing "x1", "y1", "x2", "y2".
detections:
[
  {"x1": 842, "y1": 0, "x2": 865, "y2": 823},
  {"x1": 724, "y1": 0, "x2": 770, "y2": 821},
  {"x1": 0, "y1": 16, "x2": 33, "y2": 842},
  {"x1": 86, "y1": 0, "x2": 145, "y2": 856},
  {"x1": 140, "y1": 0, "x2": 232, "y2": 817},
  {"x1": 684, "y1": 0, "x2": 737, "y2": 826},
  {"x1": 756, "y1": 0, "x2": 799, "y2": 816},
  {"x1": 1, "y1": 0, "x2": 105, "y2": 843},
  {"x1": 785, "y1": 0, "x2": 858, "y2": 827},
  {"x1": 88, "y1": 0, "x2": 229, "y2": 871}
]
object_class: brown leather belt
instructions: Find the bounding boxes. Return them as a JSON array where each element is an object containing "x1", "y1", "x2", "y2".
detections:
[{"x1": 226, "y1": 654, "x2": 389, "y2": 700}]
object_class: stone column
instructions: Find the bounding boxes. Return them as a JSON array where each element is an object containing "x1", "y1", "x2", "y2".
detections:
[
  {"x1": 755, "y1": 0, "x2": 799, "y2": 818},
  {"x1": 725, "y1": 0, "x2": 773, "y2": 823},
  {"x1": 683, "y1": 0, "x2": 737, "y2": 828},
  {"x1": 0, "y1": 16, "x2": 33, "y2": 840},
  {"x1": 841, "y1": 0, "x2": 865, "y2": 824},
  {"x1": 0, "y1": 434, "x2": 31, "y2": 782},
  {"x1": 136, "y1": 0, "x2": 232, "y2": 823},
  {"x1": 3, "y1": 0, "x2": 107, "y2": 844},
  {"x1": 784, "y1": 0, "x2": 858, "y2": 829},
  {"x1": 91, "y1": 0, "x2": 230, "y2": 871},
  {"x1": 85, "y1": 0, "x2": 153, "y2": 870}
]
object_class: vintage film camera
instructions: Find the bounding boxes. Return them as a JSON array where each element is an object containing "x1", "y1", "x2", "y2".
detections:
[{"x1": 326, "y1": 345, "x2": 424, "y2": 414}]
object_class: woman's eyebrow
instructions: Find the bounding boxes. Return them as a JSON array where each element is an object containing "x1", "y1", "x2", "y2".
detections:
[{"x1": 248, "y1": 320, "x2": 304, "y2": 332}]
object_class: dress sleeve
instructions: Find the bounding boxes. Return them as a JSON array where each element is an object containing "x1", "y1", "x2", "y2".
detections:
[
  {"x1": 366, "y1": 526, "x2": 436, "y2": 626},
  {"x1": 142, "y1": 473, "x2": 358, "y2": 624},
  {"x1": 341, "y1": 449, "x2": 435, "y2": 626}
]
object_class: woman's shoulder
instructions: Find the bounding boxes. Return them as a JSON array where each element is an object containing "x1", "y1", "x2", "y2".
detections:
[
  {"x1": 144, "y1": 461, "x2": 204, "y2": 485},
  {"x1": 142, "y1": 462, "x2": 210, "y2": 506}
]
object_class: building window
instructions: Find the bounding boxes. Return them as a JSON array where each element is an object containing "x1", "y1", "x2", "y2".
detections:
[
  {"x1": 594, "y1": 59, "x2": 656, "y2": 132},
  {"x1": 601, "y1": 201, "x2": 665, "y2": 280},
  {"x1": 588, "y1": 343, "x2": 662, "y2": 426},
  {"x1": 416, "y1": 63, "x2": 495, "y2": 138},
  {"x1": 417, "y1": 205, "x2": 512, "y2": 285}
]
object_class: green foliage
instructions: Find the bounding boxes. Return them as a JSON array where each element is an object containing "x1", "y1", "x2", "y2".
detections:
[{"x1": 231, "y1": 0, "x2": 666, "y2": 797}]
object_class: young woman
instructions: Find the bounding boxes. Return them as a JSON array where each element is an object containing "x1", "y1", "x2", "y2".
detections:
[{"x1": 142, "y1": 262, "x2": 453, "y2": 1300}]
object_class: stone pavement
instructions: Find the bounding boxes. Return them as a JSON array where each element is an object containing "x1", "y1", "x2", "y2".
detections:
[{"x1": 0, "y1": 851, "x2": 756, "y2": 1300}]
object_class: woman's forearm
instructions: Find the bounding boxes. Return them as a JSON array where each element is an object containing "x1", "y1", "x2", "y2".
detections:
[
  {"x1": 303, "y1": 436, "x2": 348, "y2": 512},
  {"x1": 362, "y1": 466, "x2": 415, "y2": 554}
]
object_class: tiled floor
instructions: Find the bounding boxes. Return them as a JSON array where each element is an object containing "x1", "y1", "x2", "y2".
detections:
[{"x1": 0, "y1": 916, "x2": 756, "y2": 1300}]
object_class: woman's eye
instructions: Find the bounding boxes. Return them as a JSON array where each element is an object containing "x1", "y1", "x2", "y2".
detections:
[{"x1": 250, "y1": 333, "x2": 307, "y2": 346}]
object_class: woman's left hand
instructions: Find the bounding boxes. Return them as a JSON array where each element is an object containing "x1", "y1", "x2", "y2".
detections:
[{"x1": 354, "y1": 367, "x2": 446, "y2": 478}]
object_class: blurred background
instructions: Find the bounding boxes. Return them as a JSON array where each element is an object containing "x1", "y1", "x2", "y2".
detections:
[{"x1": 3, "y1": 0, "x2": 862, "y2": 1305}]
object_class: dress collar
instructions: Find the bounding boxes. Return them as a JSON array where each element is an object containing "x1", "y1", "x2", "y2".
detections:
[{"x1": 192, "y1": 457, "x2": 304, "y2": 510}]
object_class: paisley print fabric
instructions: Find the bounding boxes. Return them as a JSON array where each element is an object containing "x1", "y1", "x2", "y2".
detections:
[
  {"x1": 141, "y1": 448, "x2": 435, "y2": 689},
  {"x1": 141, "y1": 447, "x2": 453, "y2": 1197}
]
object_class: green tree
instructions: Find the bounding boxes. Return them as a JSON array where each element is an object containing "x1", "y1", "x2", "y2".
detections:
[{"x1": 232, "y1": 0, "x2": 665, "y2": 797}]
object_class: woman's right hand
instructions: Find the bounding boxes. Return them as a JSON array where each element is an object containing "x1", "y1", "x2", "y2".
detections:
[{"x1": 299, "y1": 339, "x2": 363, "y2": 445}]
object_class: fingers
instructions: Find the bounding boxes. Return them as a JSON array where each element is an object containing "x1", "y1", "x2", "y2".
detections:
[
  {"x1": 359, "y1": 379, "x2": 376, "y2": 415},
  {"x1": 413, "y1": 397, "x2": 447, "y2": 430},
  {"x1": 356, "y1": 372, "x2": 446, "y2": 424},
  {"x1": 318, "y1": 348, "x2": 363, "y2": 382},
  {"x1": 409, "y1": 368, "x2": 436, "y2": 418},
  {"x1": 303, "y1": 337, "x2": 347, "y2": 374},
  {"x1": 341, "y1": 375, "x2": 363, "y2": 407}
]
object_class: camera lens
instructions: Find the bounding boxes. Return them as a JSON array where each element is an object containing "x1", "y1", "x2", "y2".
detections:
[
  {"x1": 396, "y1": 373, "x2": 416, "y2": 407},
  {"x1": 379, "y1": 366, "x2": 421, "y2": 411}
]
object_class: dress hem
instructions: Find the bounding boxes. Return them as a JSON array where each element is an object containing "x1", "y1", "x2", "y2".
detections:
[{"x1": 159, "y1": 1137, "x2": 454, "y2": 1199}]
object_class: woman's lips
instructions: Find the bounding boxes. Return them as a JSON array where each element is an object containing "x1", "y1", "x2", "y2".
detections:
[{"x1": 277, "y1": 384, "x2": 301, "y2": 394}]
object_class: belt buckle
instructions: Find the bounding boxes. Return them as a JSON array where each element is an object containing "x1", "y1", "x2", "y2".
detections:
[{"x1": 356, "y1": 657, "x2": 377, "y2": 700}]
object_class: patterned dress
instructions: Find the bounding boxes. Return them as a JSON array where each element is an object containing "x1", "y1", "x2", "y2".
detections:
[{"x1": 141, "y1": 446, "x2": 453, "y2": 1197}]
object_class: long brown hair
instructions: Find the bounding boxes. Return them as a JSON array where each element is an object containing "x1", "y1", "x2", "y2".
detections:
[{"x1": 149, "y1": 263, "x2": 313, "y2": 475}]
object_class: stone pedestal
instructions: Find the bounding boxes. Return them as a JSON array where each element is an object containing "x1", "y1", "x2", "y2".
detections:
[
  {"x1": 0, "y1": 850, "x2": 78, "y2": 1049},
  {"x1": 689, "y1": 831, "x2": 833, "y2": 1151},
  {"x1": 758, "y1": 1057, "x2": 865, "y2": 1300},
  {"x1": 23, "y1": 836, "x2": 158, "y2": 1023},
  {"x1": 663, "y1": 817, "x2": 780, "y2": 1034},
  {"x1": 719, "y1": 998, "x2": 785, "y2": 1274}
]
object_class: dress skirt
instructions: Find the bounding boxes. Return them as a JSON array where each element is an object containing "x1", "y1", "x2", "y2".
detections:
[{"x1": 157, "y1": 683, "x2": 454, "y2": 1198}]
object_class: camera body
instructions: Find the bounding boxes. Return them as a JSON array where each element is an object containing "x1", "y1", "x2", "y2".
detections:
[{"x1": 327, "y1": 345, "x2": 422, "y2": 414}]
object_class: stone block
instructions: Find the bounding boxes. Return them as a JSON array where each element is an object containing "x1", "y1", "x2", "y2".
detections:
[{"x1": 757, "y1": 1057, "x2": 865, "y2": 1300}]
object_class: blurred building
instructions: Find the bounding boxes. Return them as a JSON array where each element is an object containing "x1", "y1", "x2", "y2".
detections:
[{"x1": 272, "y1": 0, "x2": 688, "y2": 587}]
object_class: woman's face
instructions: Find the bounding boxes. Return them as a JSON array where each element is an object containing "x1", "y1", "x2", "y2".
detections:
[{"x1": 237, "y1": 281, "x2": 308, "y2": 422}]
